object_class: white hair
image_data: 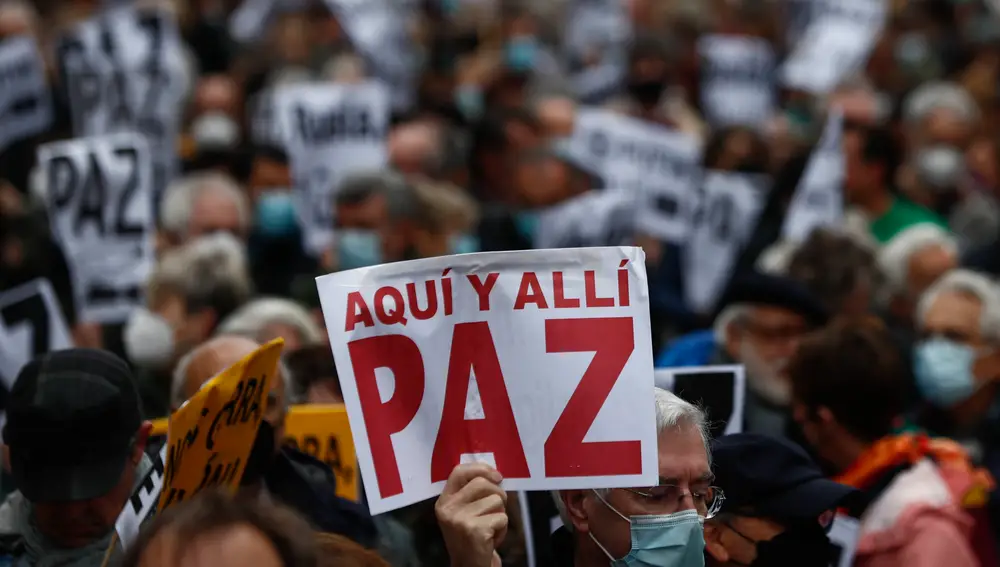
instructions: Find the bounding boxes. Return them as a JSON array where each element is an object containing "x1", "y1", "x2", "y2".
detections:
[
  {"x1": 903, "y1": 81, "x2": 980, "y2": 126},
  {"x1": 756, "y1": 241, "x2": 797, "y2": 275},
  {"x1": 159, "y1": 171, "x2": 250, "y2": 237},
  {"x1": 916, "y1": 269, "x2": 1000, "y2": 344},
  {"x1": 877, "y1": 224, "x2": 957, "y2": 300},
  {"x1": 148, "y1": 232, "x2": 252, "y2": 319},
  {"x1": 171, "y1": 342, "x2": 293, "y2": 409},
  {"x1": 552, "y1": 388, "x2": 710, "y2": 532},
  {"x1": 216, "y1": 297, "x2": 323, "y2": 346},
  {"x1": 714, "y1": 304, "x2": 751, "y2": 345}
]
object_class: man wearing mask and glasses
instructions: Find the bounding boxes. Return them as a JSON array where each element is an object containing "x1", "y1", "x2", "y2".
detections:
[
  {"x1": 436, "y1": 388, "x2": 717, "y2": 567},
  {"x1": 702, "y1": 433, "x2": 857, "y2": 567}
]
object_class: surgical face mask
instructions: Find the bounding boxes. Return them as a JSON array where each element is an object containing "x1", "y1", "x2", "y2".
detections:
[
  {"x1": 123, "y1": 308, "x2": 175, "y2": 369},
  {"x1": 739, "y1": 340, "x2": 790, "y2": 407},
  {"x1": 455, "y1": 86, "x2": 484, "y2": 121},
  {"x1": 449, "y1": 233, "x2": 480, "y2": 255},
  {"x1": 914, "y1": 337, "x2": 987, "y2": 407},
  {"x1": 895, "y1": 33, "x2": 931, "y2": 69},
  {"x1": 337, "y1": 229, "x2": 383, "y2": 271},
  {"x1": 504, "y1": 36, "x2": 538, "y2": 73},
  {"x1": 916, "y1": 145, "x2": 964, "y2": 192},
  {"x1": 190, "y1": 112, "x2": 241, "y2": 152},
  {"x1": 589, "y1": 491, "x2": 705, "y2": 567},
  {"x1": 255, "y1": 191, "x2": 298, "y2": 238},
  {"x1": 513, "y1": 211, "x2": 539, "y2": 245}
]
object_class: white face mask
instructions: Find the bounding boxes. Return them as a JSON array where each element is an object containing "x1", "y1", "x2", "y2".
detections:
[
  {"x1": 124, "y1": 308, "x2": 176, "y2": 369},
  {"x1": 739, "y1": 340, "x2": 790, "y2": 407}
]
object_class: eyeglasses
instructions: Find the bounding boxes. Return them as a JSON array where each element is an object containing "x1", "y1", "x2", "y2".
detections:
[{"x1": 623, "y1": 484, "x2": 726, "y2": 519}]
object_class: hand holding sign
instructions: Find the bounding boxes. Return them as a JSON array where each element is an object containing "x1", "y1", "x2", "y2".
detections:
[
  {"x1": 436, "y1": 463, "x2": 507, "y2": 567},
  {"x1": 159, "y1": 338, "x2": 283, "y2": 510},
  {"x1": 317, "y1": 247, "x2": 658, "y2": 514}
]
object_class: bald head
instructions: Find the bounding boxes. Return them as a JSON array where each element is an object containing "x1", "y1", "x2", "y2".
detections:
[
  {"x1": 178, "y1": 335, "x2": 260, "y2": 404},
  {"x1": 388, "y1": 121, "x2": 442, "y2": 176},
  {"x1": 535, "y1": 96, "x2": 576, "y2": 137}
]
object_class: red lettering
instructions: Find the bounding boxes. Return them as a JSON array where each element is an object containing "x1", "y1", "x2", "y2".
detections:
[
  {"x1": 442, "y1": 273, "x2": 453, "y2": 316},
  {"x1": 618, "y1": 260, "x2": 630, "y2": 307},
  {"x1": 344, "y1": 292, "x2": 374, "y2": 331},
  {"x1": 544, "y1": 317, "x2": 639, "y2": 476},
  {"x1": 431, "y1": 322, "x2": 530, "y2": 482},
  {"x1": 467, "y1": 273, "x2": 500, "y2": 311},
  {"x1": 552, "y1": 272, "x2": 580, "y2": 308},
  {"x1": 513, "y1": 272, "x2": 548, "y2": 310},
  {"x1": 406, "y1": 281, "x2": 438, "y2": 320},
  {"x1": 347, "y1": 335, "x2": 425, "y2": 497},
  {"x1": 584, "y1": 270, "x2": 614, "y2": 308},
  {"x1": 374, "y1": 286, "x2": 408, "y2": 325}
]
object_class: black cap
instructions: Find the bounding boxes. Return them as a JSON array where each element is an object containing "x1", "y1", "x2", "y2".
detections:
[
  {"x1": 717, "y1": 272, "x2": 829, "y2": 327},
  {"x1": 711, "y1": 433, "x2": 856, "y2": 520},
  {"x1": 3, "y1": 349, "x2": 143, "y2": 503}
]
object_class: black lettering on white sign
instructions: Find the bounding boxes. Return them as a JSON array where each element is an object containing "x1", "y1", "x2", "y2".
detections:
[
  {"x1": 39, "y1": 133, "x2": 155, "y2": 323},
  {"x1": 0, "y1": 279, "x2": 73, "y2": 390},
  {"x1": 699, "y1": 34, "x2": 777, "y2": 128},
  {"x1": 0, "y1": 36, "x2": 53, "y2": 152},
  {"x1": 654, "y1": 365, "x2": 746, "y2": 437}
]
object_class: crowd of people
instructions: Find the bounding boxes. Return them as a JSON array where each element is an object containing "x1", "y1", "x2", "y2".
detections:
[{"x1": 4, "y1": 0, "x2": 1000, "y2": 565}]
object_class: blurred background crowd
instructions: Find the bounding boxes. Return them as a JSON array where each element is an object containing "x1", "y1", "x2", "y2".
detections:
[{"x1": 6, "y1": 0, "x2": 1000, "y2": 565}]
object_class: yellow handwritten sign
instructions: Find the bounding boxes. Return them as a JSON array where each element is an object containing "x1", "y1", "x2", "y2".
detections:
[
  {"x1": 150, "y1": 418, "x2": 168, "y2": 437},
  {"x1": 282, "y1": 404, "x2": 359, "y2": 502},
  {"x1": 158, "y1": 339, "x2": 284, "y2": 510}
]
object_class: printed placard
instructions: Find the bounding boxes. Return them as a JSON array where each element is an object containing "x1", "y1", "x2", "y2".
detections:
[
  {"x1": 158, "y1": 339, "x2": 284, "y2": 510},
  {"x1": 570, "y1": 108, "x2": 702, "y2": 243},
  {"x1": 683, "y1": 172, "x2": 769, "y2": 314},
  {"x1": 564, "y1": 0, "x2": 630, "y2": 102},
  {"x1": 115, "y1": 444, "x2": 166, "y2": 550},
  {"x1": 0, "y1": 279, "x2": 73, "y2": 390},
  {"x1": 654, "y1": 365, "x2": 746, "y2": 438},
  {"x1": 699, "y1": 35, "x2": 777, "y2": 128},
  {"x1": 0, "y1": 35, "x2": 53, "y2": 152},
  {"x1": 783, "y1": 109, "x2": 844, "y2": 242},
  {"x1": 317, "y1": 247, "x2": 658, "y2": 514},
  {"x1": 283, "y1": 404, "x2": 360, "y2": 502},
  {"x1": 273, "y1": 81, "x2": 390, "y2": 255},
  {"x1": 39, "y1": 133, "x2": 155, "y2": 323}
]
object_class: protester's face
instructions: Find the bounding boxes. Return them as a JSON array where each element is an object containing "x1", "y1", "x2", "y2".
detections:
[
  {"x1": 727, "y1": 307, "x2": 809, "y2": 407},
  {"x1": 920, "y1": 290, "x2": 985, "y2": 348},
  {"x1": 843, "y1": 130, "x2": 878, "y2": 202},
  {"x1": 136, "y1": 525, "x2": 284, "y2": 567},
  {"x1": 923, "y1": 108, "x2": 972, "y2": 149},
  {"x1": 155, "y1": 292, "x2": 213, "y2": 361},
  {"x1": 307, "y1": 379, "x2": 343, "y2": 404},
  {"x1": 575, "y1": 425, "x2": 710, "y2": 559},
  {"x1": 248, "y1": 158, "x2": 292, "y2": 198},
  {"x1": 536, "y1": 97, "x2": 576, "y2": 137},
  {"x1": 259, "y1": 323, "x2": 303, "y2": 351},
  {"x1": 514, "y1": 154, "x2": 569, "y2": 208},
  {"x1": 705, "y1": 515, "x2": 785, "y2": 566},
  {"x1": 906, "y1": 245, "x2": 956, "y2": 301},
  {"x1": 189, "y1": 189, "x2": 245, "y2": 240},
  {"x1": 388, "y1": 122, "x2": 440, "y2": 176},
  {"x1": 336, "y1": 192, "x2": 388, "y2": 232},
  {"x1": 194, "y1": 75, "x2": 240, "y2": 117}
]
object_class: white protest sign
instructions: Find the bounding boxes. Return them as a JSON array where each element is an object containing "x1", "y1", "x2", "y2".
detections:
[
  {"x1": 570, "y1": 108, "x2": 701, "y2": 243},
  {"x1": 827, "y1": 515, "x2": 861, "y2": 567},
  {"x1": 58, "y1": 5, "x2": 191, "y2": 202},
  {"x1": 780, "y1": 0, "x2": 886, "y2": 95},
  {"x1": 564, "y1": 0, "x2": 630, "y2": 102},
  {"x1": 699, "y1": 35, "x2": 777, "y2": 128},
  {"x1": 39, "y1": 133, "x2": 155, "y2": 323},
  {"x1": 0, "y1": 36, "x2": 53, "y2": 153},
  {"x1": 534, "y1": 190, "x2": 636, "y2": 250},
  {"x1": 783, "y1": 109, "x2": 844, "y2": 242},
  {"x1": 323, "y1": 0, "x2": 416, "y2": 110},
  {"x1": 115, "y1": 443, "x2": 167, "y2": 550},
  {"x1": 317, "y1": 247, "x2": 658, "y2": 514},
  {"x1": 0, "y1": 279, "x2": 73, "y2": 388},
  {"x1": 654, "y1": 365, "x2": 746, "y2": 437},
  {"x1": 683, "y1": 172, "x2": 769, "y2": 314},
  {"x1": 274, "y1": 81, "x2": 390, "y2": 255}
]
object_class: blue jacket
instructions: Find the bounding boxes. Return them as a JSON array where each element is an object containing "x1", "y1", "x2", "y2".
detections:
[{"x1": 655, "y1": 330, "x2": 717, "y2": 368}]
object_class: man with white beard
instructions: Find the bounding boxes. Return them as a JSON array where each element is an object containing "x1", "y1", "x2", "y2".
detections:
[{"x1": 657, "y1": 273, "x2": 829, "y2": 437}]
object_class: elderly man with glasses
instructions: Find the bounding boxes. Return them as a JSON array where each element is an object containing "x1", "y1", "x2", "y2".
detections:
[{"x1": 435, "y1": 388, "x2": 718, "y2": 567}]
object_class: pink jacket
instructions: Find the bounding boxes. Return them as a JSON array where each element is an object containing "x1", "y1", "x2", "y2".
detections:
[{"x1": 855, "y1": 459, "x2": 979, "y2": 567}]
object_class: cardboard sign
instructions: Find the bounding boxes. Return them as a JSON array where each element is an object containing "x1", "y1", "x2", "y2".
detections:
[
  {"x1": 317, "y1": 247, "x2": 658, "y2": 514},
  {"x1": 283, "y1": 404, "x2": 359, "y2": 502},
  {"x1": 272, "y1": 81, "x2": 390, "y2": 255},
  {"x1": 38, "y1": 133, "x2": 155, "y2": 323},
  {"x1": 0, "y1": 35, "x2": 53, "y2": 152},
  {"x1": 782, "y1": 109, "x2": 845, "y2": 242},
  {"x1": 115, "y1": 443, "x2": 166, "y2": 550},
  {"x1": 158, "y1": 339, "x2": 283, "y2": 510},
  {"x1": 654, "y1": 365, "x2": 746, "y2": 438},
  {"x1": 570, "y1": 108, "x2": 702, "y2": 243},
  {"x1": 699, "y1": 35, "x2": 776, "y2": 128}
]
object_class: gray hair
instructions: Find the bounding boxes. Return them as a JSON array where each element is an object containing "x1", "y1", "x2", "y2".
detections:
[
  {"x1": 552, "y1": 388, "x2": 710, "y2": 532},
  {"x1": 148, "y1": 232, "x2": 252, "y2": 320},
  {"x1": 714, "y1": 304, "x2": 751, "y2": 345},
  {"x1": 171, "y1": 343, "x2": 293, "y2": 410},
  {"x1": 159, "y1": 172, "x2": 250, "y2": 237},
  {"x1": 916, "y1": 269, "x2": 1000, "y2": 344},
  {"x1": 877, "y1": 224, "x2": 957, "y2": 301},
  {"x1": 903, "y1": 81, "x2": 979, "y2": 126},
  {"x1": 216, "y1": 297, "x2": 323, "y2": 346},
  {"x1": 335, "y1": 170, "x2": 418, "y2": 223}
]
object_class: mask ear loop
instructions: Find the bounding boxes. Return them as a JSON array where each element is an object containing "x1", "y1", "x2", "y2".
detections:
[{"x1": 588, "y1": 489, "x2": 631, "y2": 561}]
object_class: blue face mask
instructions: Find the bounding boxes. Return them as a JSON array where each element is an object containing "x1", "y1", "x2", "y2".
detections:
[
  {"x1": 914, "y1": 338, "x2": 985, "y2": 407},
  {"x1": 255, "y1": 191, "x2": 298, "y2": 237},
  {"x1": 455, "y1": 86, "x2": 484, "y2": 121},
  {"x1": 590, "y1": 491, "x2": 706, "y2": 567},
  {"x1": 513, "y1": 211, "x2": 539, "y2": 245},
  {"x1": 449, "y1": 233, "x2": 480, "y2": 255},
  {"x1": 504, "y1": 36, "x2": 538, "y2": 73},
  {"x1": 337, "y1": 229, "x2": 383, "y2": 271}
]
